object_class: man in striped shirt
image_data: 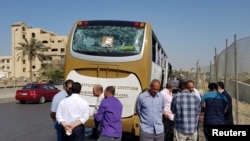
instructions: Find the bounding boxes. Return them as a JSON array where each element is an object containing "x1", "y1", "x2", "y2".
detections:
[{"x1": 171, "y1": 81, "x2": 200, "y2": 141}]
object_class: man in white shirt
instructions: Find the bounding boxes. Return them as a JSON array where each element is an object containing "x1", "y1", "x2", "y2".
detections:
[
  {"x1": 50, "y1": 79, "x2": 74, "y2": 141},
  {"x1": 92, "y1": 84, "x2": 104, "y2": 138},
  {"x1": 56, "y1": 82, "x2": 89, "y2": 141},
  {"x1": 93, "y1": 84, "x2": 105, "y2": 115},
  {"x1": 187, "y1": 80, "x2": 201, "y2": 101},
  {"x1": 160, "y1": 82, "x2": 175, "y2": 141}
]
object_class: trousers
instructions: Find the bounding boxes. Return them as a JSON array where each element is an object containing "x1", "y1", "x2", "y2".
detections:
[{"x1": 54, "y1": 121, "x2": 63, "y2": 141}]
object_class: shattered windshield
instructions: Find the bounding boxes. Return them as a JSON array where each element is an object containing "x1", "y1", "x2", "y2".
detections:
[{"x1": 72, "y1": 26, "x2": 144, "y2": 56}]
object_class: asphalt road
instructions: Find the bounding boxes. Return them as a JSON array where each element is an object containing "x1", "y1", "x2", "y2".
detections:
[
  {"x1": 0, "y1": 101, "x2": 97, "y2": 141},
  {"x1": 0, "y1": 101, "x2": 56, "y2": 141},
  {"x1": 0, "y1": 100, "x2": 139, "y2": 141}
]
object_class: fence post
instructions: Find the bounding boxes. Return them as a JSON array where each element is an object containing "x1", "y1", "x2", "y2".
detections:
[
  {"x1": 214, "y1": 48, "x2": 219, "y2": 82},
  {"x1": 224, "y1": 39, "x2": 228, "y2": 89},
  {"x1": 195, "y1": 60, "x2": 199, "y2": 88},
  {"x1": 234, "y1": 34, "x2": 239, "y2": 124},
  {"x1": 209, "y1": 61, "x2": 212, "y2": 83}
]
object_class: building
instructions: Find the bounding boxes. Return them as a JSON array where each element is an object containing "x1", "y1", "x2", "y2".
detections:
[
  {"x1": 0, "y1": 56, "x2": 12, "y2": 78},
  {"x1": 10, "y1": 22, "x2": 68, "y2": 83}
]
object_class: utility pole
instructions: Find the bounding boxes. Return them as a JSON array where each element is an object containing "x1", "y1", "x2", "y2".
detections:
[
  {"x1": 195, "y1": 59, "x2": 199, "y2": 88},
  {"x1": 234, "y1": 34, "x2": 239, "y2": 124},
  {"x1": 224, "y1": 39, "x2": 228, "y2": 89}
]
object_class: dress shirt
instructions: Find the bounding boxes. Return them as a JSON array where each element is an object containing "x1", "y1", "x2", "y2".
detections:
[
  {"x1": 50, "y1": 89, "x2": 68, "y2": 112},
  {"x1": 171, "y1": 90, "x2": 200, "y2": 134},
  {"x1": 160, "y1": 88, "x2": 174, "y2": 121},
  {"x1": 56, "y1": 94, "x2": 89, "y2": 125},
  {"x1": 193, "y1": 88, "x2": 201, "y2": 101},
  {"x1": 136, "y1": 91, "x2": 165, "y2": 134},
  {"x1": 93, "y1": 93, "x2": 104, "y2": 114},
  {"x1": 95, "y1": 96, "x2": 123, "y2": 137}
]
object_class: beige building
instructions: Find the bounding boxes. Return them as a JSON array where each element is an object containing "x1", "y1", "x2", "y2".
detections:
[
  {"x1": 0, "y1": 56, "x2": 12, "y2": 78},
  {"x1": 10, "y1": 22, "x2": 68, "y2": 83}
]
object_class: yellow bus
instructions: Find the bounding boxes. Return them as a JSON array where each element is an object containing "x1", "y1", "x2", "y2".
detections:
[{"x1": 64, "y1": 20, "x2": 171, "y2": 136}]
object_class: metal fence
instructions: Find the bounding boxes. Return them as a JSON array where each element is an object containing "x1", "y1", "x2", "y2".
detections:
[{"x1": 200, "y1": 35, "x2": 250, "y2": 124}]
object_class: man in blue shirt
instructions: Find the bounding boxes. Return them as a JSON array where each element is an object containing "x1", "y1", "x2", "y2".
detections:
[
  {"x1": 171, "y1": 81, "x2": 200, "y2": 141},
  {"x1": 136, "y1": 79, "x2": 165, "y2": 141},
  {"x1": 50, "y1": 79, "x2": 74, "y2": 141},
  {"x1": 201, "y1": 82, "x2": 228, "y2": 141},
  {"x1": 94, "y1": 86, "x2": 123, "y2": 141}
]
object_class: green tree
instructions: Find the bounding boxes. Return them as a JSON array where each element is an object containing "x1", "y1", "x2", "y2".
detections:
[
  {"x1": 15, "y1": 37, "x2": 49, "y2": 82},
  {"x1": 38, "y1": 60, "x2": 64, "y2": 84}
]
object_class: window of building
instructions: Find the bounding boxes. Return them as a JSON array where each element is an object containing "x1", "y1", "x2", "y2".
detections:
[
  {"x1": 22, "y1": 27, "x2": 25, "y2": 31},
  {"x1": 42, "y1": 40, "x2": 48, "y2": 43},
  {"x1": 32, "y1": 33, "x2": 35, "y2": 38},
  {"x1": 61, "y1": 48, "x2": 65, "y2": 53},
  {"x1": 23, "y1": 68, "x2": 26, "y2": 72},
  {"x1": 23, "y1": 34, "x2": 25, "y2": 39},
  {"x1": 7, "y1": 60, "x2": 9, "y2": 63},
  {"x1": 7, "y1": 66, "x2": 9, "y2": 69},
  {"x1": 23, "y1": 60, "x2": 25, "y2": 64},
  {"x1": 32, "y1": 65, "x2": 36, "y2": 69},
  {"x1": 51, "y1": 48, "x2": 58, "y2": 52}
]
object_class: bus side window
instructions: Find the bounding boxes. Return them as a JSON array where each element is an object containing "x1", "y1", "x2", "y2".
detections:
[
  {"x1": 158, "y1": 48, "x2": 161, "y2": 65},
  {"x1": 163, "y1": 54, "x2": 166, "y2": 67},
  {"x1": 152, "y1": 33, "x2": 157, "y2": 63},
  {"x1": 152, "y1": 45, "x2": 156, "y2": 62}
]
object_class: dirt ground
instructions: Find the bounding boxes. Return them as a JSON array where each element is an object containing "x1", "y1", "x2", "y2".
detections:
[{"x1": 232, "y1": 98, "x2": 250, "y2": 124}]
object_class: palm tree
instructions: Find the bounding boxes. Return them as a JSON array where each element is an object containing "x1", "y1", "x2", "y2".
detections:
[{"x1": 15, "y1": 37, "x2": 49, "y2": 82}]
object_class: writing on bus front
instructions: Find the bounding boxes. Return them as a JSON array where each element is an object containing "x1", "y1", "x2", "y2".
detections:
[
  {"x1": 81, "y1": 90, "x2": 129, "y2": 98},
  {"x1": 81, "y1": 83, "x2": 140, "y2": 98},
  {"x1": 82, "y1": 83, "x2": 139, "y2": 90}
]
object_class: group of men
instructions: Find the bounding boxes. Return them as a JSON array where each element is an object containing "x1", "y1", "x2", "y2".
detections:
[
  {"x1": 136, "y1": 79, "x2": 233, "y2": 141},
  {"x1": 49, "y1": 80, "x2": 123, "y2": 141},
  {"x1": 49, "y1": 78, "x2": 233, "y2": 141}
]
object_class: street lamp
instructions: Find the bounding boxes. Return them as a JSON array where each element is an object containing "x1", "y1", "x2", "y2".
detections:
[{"x1": 14, "y1": 28, "x2": 18, "y2": 88}]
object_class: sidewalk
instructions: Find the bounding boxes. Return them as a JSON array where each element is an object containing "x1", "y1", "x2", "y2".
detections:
[{"x1": 0, "y1": 87, "x2": 17, "y2": 103}]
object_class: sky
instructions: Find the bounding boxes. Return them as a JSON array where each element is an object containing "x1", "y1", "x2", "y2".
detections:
[{"x1": 1, "y1": 0, "x2": 250, "y2": 70}]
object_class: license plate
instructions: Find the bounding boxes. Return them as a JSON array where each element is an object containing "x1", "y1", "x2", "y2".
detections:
[{"x1": 22, "y1": 92, "x2": 27, "y2": 95}]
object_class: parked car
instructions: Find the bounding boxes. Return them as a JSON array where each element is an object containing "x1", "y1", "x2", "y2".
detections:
[{"x1": 15, "y1": 83, "x2": 60, "y2": 104}]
